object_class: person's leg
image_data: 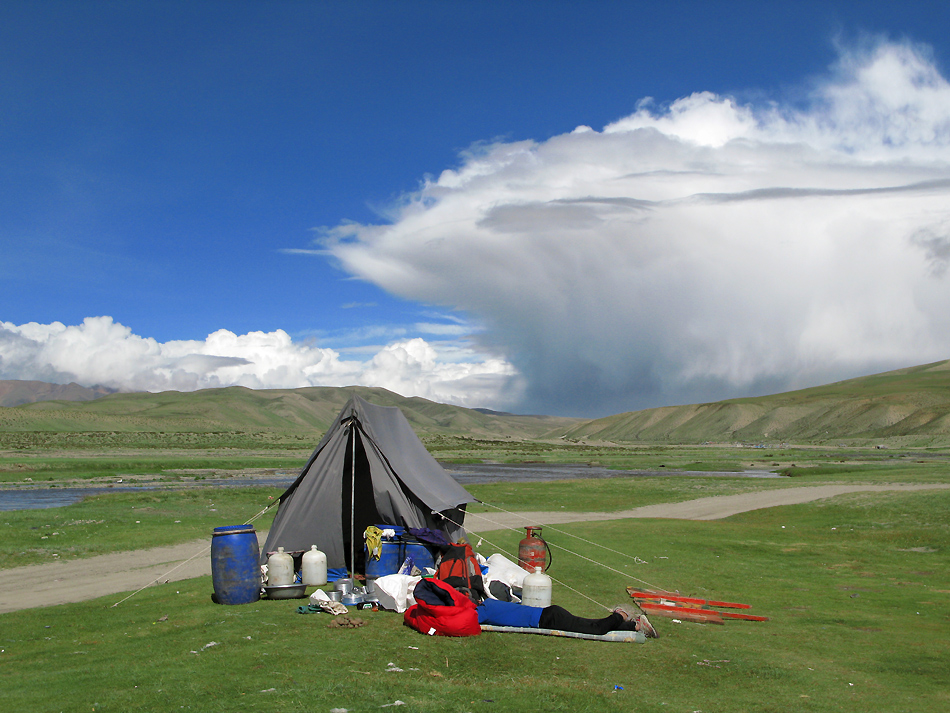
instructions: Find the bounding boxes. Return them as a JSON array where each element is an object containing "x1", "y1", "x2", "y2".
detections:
[{"x1": 537, "y1": 605, "x2": 625, "y2": 635}]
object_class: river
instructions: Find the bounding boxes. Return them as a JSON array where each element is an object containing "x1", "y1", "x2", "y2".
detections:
[{"x1": 0, "y1": 464, "x2": 781, "y2": 511}]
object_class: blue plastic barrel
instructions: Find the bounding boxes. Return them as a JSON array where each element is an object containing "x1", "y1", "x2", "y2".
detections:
[
  {"x1": 365, "y1": 539, "x2": 403, "y2": 580},
  {"x1": 211, "y1": 525, "x2": 261, "y2": 605},
  {"x1": 403, "y1": 539, "x2": 436, "y2": 571}
]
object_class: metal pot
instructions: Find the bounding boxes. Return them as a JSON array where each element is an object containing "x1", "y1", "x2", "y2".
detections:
[
  {"x1": 333, "y1": 578, "x2": 355, "y2": 595},
  {"x1": 262, "y1": 583, "x2": 308, "y2": 600},
  {"x1": 341, "y1": 591, "x2": 364, "y2": 606}
]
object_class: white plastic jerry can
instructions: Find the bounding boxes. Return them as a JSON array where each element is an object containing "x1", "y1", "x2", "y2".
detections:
[
  {"x1": 267, "y1": 546, "x2": 295, "y2": 586},
  {"x1": 520, "y1": 566, "x2": 552, "y2": 608},
  {"x1": 301, "y1": 545, "x2": 328, "y2": 586}
]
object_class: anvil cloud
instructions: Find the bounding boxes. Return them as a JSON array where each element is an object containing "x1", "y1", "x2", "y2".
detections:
[{"x1": 326, "y1": 41, "x2": 950, "y2": 416}]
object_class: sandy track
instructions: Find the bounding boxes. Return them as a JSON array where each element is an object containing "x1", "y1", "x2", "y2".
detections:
[
  {"x1": 0, "y1": 537, "x2": 218, "y2": 614},
  {"x1": 463, "y1": 483, "x2": 950, "y2": 530},
  {"x1": 1, "y1": 483, "x2": 946, "y2": 614}
]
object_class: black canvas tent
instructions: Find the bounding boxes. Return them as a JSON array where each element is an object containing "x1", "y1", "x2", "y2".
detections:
[{"x1": 261, "y1": 395, "x2": 476, "y2": 572}]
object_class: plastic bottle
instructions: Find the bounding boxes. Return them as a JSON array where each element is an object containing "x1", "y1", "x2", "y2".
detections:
[
  {"x1": 301, "y1": 545, "x2": 328, "y2": 586},
  {"x1": 267, "y1": 546, "x2": 295, "y2": 586},
  {"x1": 520, "y1": 566, "x2": 552, "y2": 608}
]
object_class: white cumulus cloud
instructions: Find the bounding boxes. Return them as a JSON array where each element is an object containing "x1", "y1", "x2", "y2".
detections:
[
  {"x1": 0, "y1": 317, "x2": 520, "y2": 409},
  {"x1": 322, "y1": 39, "x2": 950, "y2": 416}
]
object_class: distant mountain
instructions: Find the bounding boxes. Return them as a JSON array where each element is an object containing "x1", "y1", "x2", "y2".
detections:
[
  {"x1": 562, "y1": 360, "x2": 950, "y2": 445},
  {"x1": 0, "y1": 380, "x2": 116, "y2": 407}
]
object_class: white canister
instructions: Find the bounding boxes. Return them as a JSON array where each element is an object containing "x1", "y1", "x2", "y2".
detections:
[
  {"x1": 267, "y1": 546, "x2": 295, "y2": 586},
  {"x1": 520, "y1": 566, "x2": 552, "y2": 608},
  {"x1": 301, "y1": 545, "x2": 328, "y2": 586}
]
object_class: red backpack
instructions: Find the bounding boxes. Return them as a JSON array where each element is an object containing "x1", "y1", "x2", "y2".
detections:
[
  {"x1": 404, "y1": 578, "x2": 480, "y2": 637},
  {"x1": 435, "y1": 543, "x2": 486, "y2": 598}
]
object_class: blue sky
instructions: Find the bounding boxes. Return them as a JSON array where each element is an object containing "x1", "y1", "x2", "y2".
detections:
[{"x1": 3, "y1": 1, "x2": 950, "y2": 416}]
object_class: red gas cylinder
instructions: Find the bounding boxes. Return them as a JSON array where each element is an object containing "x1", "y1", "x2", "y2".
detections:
[{"x1": 518, "y1": 526, "x2": 551, "y2": 572}]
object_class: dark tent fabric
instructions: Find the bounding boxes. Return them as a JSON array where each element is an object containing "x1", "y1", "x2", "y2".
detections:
[{"x1": 261, "y1": 395, "x2": 476, "y2": 571}]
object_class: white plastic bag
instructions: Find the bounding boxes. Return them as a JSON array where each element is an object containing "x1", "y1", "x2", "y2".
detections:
[
  {"x1": 372, "y1": 574, "x2": 422, "y2": 612},
  {"x1": 485, "y1": 552, "x2": 529, "y2": 591}
]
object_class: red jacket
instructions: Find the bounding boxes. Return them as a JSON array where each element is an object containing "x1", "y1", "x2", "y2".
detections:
[{"x1": 403, "y1": 578, "x2": 480, "y2": 637}]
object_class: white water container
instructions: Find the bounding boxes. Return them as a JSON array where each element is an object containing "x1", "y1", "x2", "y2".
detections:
[
  {"x1": 301, "y1": 545, "x2": 328, "y2": 586},
  {"x1": 267, "y1": 546, "x2": 295, "y2": 586},
  {"x1": 520, "y1": 566, "x2": 552, "y2": 608}
]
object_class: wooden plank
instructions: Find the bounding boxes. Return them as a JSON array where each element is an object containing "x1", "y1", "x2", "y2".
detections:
[
  {"x1": 637, "y1": 602, "x2": 724, "y2": 624},
  {"x1": 716, "y1": 611, "x2": 770, "y2": 622},
  {"x1": 637, "y1": 600, "x2": 768, "y2": 622}
]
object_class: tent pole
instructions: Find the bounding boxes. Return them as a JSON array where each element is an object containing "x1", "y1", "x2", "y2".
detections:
[{"x1": 349, "y1": 422, "x2": 356, "y2": 578}]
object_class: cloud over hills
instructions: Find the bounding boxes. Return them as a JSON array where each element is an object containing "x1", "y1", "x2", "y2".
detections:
[
  {"x1": 326, "y1": 40, "x2": 950, "y2": 416},
  {"x1": 0, "y1": 317, "x2": 519, "y2": 409}
]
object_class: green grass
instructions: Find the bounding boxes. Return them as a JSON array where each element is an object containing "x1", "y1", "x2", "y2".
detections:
[
  {"x1": 0, "y1": 488, "x2": 280, "y2": 569},
  {"x1": 465, "y1": 459, "x2": 949, "y2": 514},
  {"x1": 0, "y1": 454, "x2": 306, "y2": 484},
  {"x1": 3, "y1": 381, "x2": 950, "y2": 709},
  {"x1": 3, "y1": 446, "x2": 947, "y2": 569},
  {"x1": 427, "y1": 438, "x2": 950, "y2": 474},
  {"x1": 1, "y1": 489, "x2": 947, "y2": 712},
  {"x1": 467, "y1": 476, "x2": 797, "y2": 513},
  {"x1": 4, "y1": 442, "x2": 947, "y2": 486},
  {"x1": 0, "y1": 428, "x2": 318, "y2": 451}
]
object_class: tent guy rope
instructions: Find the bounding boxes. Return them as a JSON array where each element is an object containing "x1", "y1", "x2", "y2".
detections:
[
  {"x1": 459, "y1": 504, "x2": 667, "y2": 591},
  {"x1": 437, "y1": 506, "x2": 667, "y2": 613},
  {"x1": 110, "y1": 503, "x2": 272, "y2": 608}
]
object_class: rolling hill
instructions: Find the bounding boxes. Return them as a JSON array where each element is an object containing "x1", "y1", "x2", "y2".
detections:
[
  {"x1": 0, "y1": 384, "x2": 579, "y2": 440},
  {"x1": 562, "y1": 360, "x2": 950, "y2": 444},
  {"x1": 4, "y1": 359, "x2": 950, "y2": 445}
]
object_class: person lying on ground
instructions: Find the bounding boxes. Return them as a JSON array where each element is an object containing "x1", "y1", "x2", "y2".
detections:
[
  {"x1": 404, "y1": 577, "x2": 658, "y2": 638},
  {"x1": 465, "y1": 588, "x2": 659, "y2": 638}
]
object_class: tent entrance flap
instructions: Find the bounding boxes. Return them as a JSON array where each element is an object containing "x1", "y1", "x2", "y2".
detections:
[{"x1": 341, "y1": 424, "x2": 383, "y2": 574}]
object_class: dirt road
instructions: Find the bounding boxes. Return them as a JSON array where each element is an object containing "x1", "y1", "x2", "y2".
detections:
[{"x1": 1, "y1": 483, "x2": 946, "y2": 614}]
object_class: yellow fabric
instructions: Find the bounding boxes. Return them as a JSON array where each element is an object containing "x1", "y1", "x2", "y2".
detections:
[{"x1": 364, "y1": 526, "x2": 384, "y2": 560}]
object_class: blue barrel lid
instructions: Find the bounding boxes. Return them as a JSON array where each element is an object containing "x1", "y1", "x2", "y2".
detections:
[{"x1": 213, "y1": 524, "x2": 256, "y2": 535}]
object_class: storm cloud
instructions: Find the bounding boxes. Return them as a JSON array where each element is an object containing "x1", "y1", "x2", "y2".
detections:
[{"x1": 325, "y1": 40, "x2": 950, "y2": 416}]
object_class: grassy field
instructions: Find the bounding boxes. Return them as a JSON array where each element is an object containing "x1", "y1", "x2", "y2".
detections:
[
  {"x1": 0, "y1": 488, "x2": 281, "y2": 569},
  {"x1": 0, "y1": 486, "x2": 947, "y2": 712},
  {"x1": 0, "y1": 454, "x2": 307, "y2": 485},
  {"x1": 5, "y1": 436, "x2": 950, "y2": 485},
  {"x1": 1, "y1": 433, "x2": 948, "y2": 711},
  {"x1": 3, "y1": 373, "x2": 949, "y2": 710},
  {"x1": 2, "y1": 439, "x2": 949, "y2": 568}
]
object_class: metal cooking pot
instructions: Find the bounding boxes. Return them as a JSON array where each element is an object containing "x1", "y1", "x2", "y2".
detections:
[
  {"x1": 341, "y1": 591, "x2": 364, "y2": 606},
  {"x1": 334, "y1": 578, "x2": 355, "y2": 595},
  {"x1": 262, "y1": 583, "x2": 308, "y2": 600}
]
